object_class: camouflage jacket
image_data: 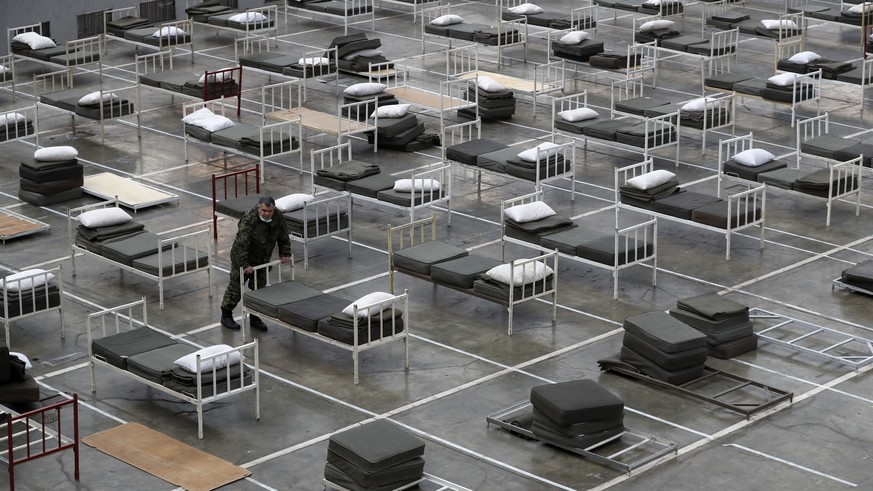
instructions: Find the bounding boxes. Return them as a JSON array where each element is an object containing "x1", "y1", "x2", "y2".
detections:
[{"x1": 229, "y1": 206, "x2": 292, "y2": 269}]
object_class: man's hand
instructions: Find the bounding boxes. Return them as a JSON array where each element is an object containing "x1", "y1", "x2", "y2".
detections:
[
  {"x1": 280, "y1": 256, "x2": 291, "y2": 264},
  {"x1": 243, "y1": 266, "x2": 254, "y2": 274}
]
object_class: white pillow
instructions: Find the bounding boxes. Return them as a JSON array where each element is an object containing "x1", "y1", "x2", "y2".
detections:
[
  {"x1": 275, "y1": 193, "x2": 314, "y2": 212},
  {"x1": 175, "y1": 344, "x2": 242, "y2": 373},
  {"x1": 768, "y1": 72, "x2": 799, "y2": 86},
  {"x1": 153, "y1": 26, "x2": 187, "y2": 37},
  {"x1": 643, "y1": 0, "x2": 662, "y2": 5},
  {"x1": 198, "y1": 70, "x2": 235, "y2": 84},
  {"x1": 78, "y1": 91, "x2": 119, "y2": 106},
  {"x1": 28, "y1": 35, "x2": 56, "y2": 50},
  {"x1": 193, "y1": 114, "x2": 236, "y2": 132},
  {"x1": 788, "y1": 51, "x2": 821, "y2": 64},
  {"x1": 343, "y1": 82, "x2": 386, "y2": 96},
  {"x1": 393, "y1": 178, "x2": 440, "y2": 192},
  {"x1": 181, "y1": 107, "x2": 215, "y2": 124},
  {"x1": 504, "y1": 201, "x2": 556, "y2": 223},
  {"x1": 8, "y1": 352, "x2": 32, "y2": 370},
  {"x1": 228, "y1": 11, "x2": 267, "y2": 23},
  {"x1": 517, "y1": 142, "x2": 561, "y2": 162},
  {"x1": 298, "y1": 56, "x2": 330, "y2": 66},
  {"x1": 431, "y1": 14, "x2": 464, "y2": 26},
  {"x1": 342, "y1": 292, "x2": 396, "y2": 318},
  {"x1": 734, "y1": 148, "x2": 775, "y2": 167},
  {"x1": 680, "y1": 97, "x2": 716, "y2": 112},
  {"x1": 77, "y1": 207, "x2": 133, "y2": 228},
  {"x1": 848, "y1": 2, "x2": 873, "y2": 14},
  {"x1": 0, "y1": 269, "x2": 54, "y2": 292},
  {"x1": 558, "y1": 107, "x2": 598, "y2": 122},
  {"x1": 0, "y1": 65, "x2": 10, "y2": 74},
  {"x1": 639, "y1": 19, "x2": 674, "y2": 32},
  {"x1": 34, "y1": 146, "x2": 78, "y2": 161},
  {"x1": 559, "y1": 31, "x2": 589, "y2": 44},
  {"x1": 477, "y1": 76, "x2": 506, "y2": 93},
  {"x1": 12, "y1": 32, "x2": 42, "y2": 45},
  {"x1": 0, "y1": 112, "x2": 27, "y2": 125},
  {"x1": 485, "y1": 261, "x2": 554, "y2": 286},
  {"x1": 371, "y1": 104, "x2": 411, "y2": 119},
  {"x1": 341, "y1": 48, "x2": 383, "y2": 60},
  {"x1": 626, "y1": 169, "x2": 676, "y2": 190},
  {"x1": 509, "y1": 3, "x2": 544, "y2": 14},
  {"x1": 761, "y1": 19, "x2": 798, "y2": 30}
]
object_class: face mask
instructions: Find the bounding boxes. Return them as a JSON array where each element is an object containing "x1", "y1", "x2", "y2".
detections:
[{"x1": 259, "y1": 214, "x2": 272, "y2": 223}]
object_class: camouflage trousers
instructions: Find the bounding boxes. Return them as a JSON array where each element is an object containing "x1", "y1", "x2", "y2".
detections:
[{"x1": 221, "y1": 266, "x2": 267, "y2": 311}]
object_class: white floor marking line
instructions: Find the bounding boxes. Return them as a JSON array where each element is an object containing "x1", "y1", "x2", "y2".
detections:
[
  {"x1": 725, "y1": 444, "x2": 858, "y2": 487},
  {"x1": 35, "y1": 380, "x2": 127, "y2": 424}
]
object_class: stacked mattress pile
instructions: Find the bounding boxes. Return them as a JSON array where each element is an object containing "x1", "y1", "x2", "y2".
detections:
[
  {"x1": 550, "y1": 30, "x2": 605, "y2": 63},
  {"x1": 325, "y1": 419, "x2": 426, "y2": 490},
  {"x1": 365, "y1": 104, "x2": 437, "y2": 151},
  {"x1": 670, "y1": 292, "x2": 757, "y2": 358},
  {"x1": 837, "y1": 259, "x2": 873, "y2": 293},
  {"x1": 619, "y1": 311, "x2": 709, "y2": 384},
  {"x1": 342, "y1": 82, "x2": 398, "y2": 121},
  {"x1": 327, "y1": 33, "x2": 392, "y2": 73},
  {"x1": 461, "y1": 75, "x2": 516, "y2": 121},
  {"x1": 19, "y1": 146, "x2": 84, "y2": 206},
  {"x1": 529, "y1": 380, "x2": 625, "y2": 449}
]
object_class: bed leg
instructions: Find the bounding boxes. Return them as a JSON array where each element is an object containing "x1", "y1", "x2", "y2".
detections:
[
  {"x1": 197, "y1": 402, "x2": 204, "y2": 440},
  {"x1": 353, "y1": 350, "x2": 359, "y2": 385}
]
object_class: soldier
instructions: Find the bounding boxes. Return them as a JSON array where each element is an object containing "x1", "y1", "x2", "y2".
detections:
[{"x1": 220, "y1": 196, "x2": 292, "y2": 331}]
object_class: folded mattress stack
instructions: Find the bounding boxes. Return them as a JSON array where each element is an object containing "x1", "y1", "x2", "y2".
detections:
[
  {"x1": 342, "y1": 91, "x2": 399, "y2": 121},
  {"x1": 839, "y1": 259, "x2": 873, "y2": 292},
  {"x1": 670, "y1": 292, "x2": 756, "y2": 359},
  {"x1": 365, "y1": 113, "x2": 438, "y2": 152},
  {"x1": 325, "y1": 419, "x2": 426, "y2": 491},
  {"x1": 529, "y1": 380, "x2": 625, "y2": 449},
  {"x1": 460, "y1": 85, "x2": 516, "y2": 121},
  {"x1": 19, "y1": 146, "x2": 84, "y2": 206},
  {"x1": 620, "y1": 311, "x2": 709, "y2": 384}
]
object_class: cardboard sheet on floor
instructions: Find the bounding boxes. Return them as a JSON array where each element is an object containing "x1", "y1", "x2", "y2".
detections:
[{"x1": 82, "y1": 422, "x2": 250, "y2": 491}]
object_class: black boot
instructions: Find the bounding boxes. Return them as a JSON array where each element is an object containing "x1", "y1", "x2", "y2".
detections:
[
  {"x1": 250, "y1": 314, "x2": 268, "y2": 331},
  {"x1": 221, "y1": 308, "x2": 241, "y2": 330}
]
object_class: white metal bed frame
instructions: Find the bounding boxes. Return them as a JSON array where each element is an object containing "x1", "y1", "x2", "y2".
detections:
[
  {"x1": 68, "y1": 199, "x2": 214, "y2": 309},
  {"x1": 87, "y1": 297, "x2": 259, "y2": 439},
  {"x1": 774, "y1": 30, "x2": 873, "y2": 100},
  {"x1": 283, "y1": 0, "x2": 376, "y2": 34},
  {"x1": 192, "y1": 4, "x2": 279, "y2": 47},
  {"x1": 0, "y1": 54, "x2": 16, "y2": 101},
  {"x1": 7, "y1": 24, "x2": 103, "y2": 77},
  {"x1": 420, "y1": 5, "x2": 528, "y2": 65},
  {"x1": 547, "y1": 32, "x2": 659, "y2": 84},
  {"x1": 234, "y1": 36, "x2": 340, "y2": 102},
  {"x1": 102, "y1": 7, "x2": 196, "y2": 62},
  {"x1": 1, "y1": 265, "x2": 64, "y2": 349}
]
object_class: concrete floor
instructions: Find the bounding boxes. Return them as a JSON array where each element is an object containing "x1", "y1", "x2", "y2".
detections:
[{"x1": 2, "y1": 0, "x2": 873, "y2": 489}]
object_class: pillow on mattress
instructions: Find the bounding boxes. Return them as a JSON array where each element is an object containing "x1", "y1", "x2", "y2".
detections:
[
  {"x1": 275, "y1": 193, "x2": 314, "y2": 212},
  {"x1": 559, "y1": 31, "x2": 590, "y2": 44},
  {"x1": 558, "y1": 107, "x2": 598, "y2": 122},
  {"x1": 0, "y1": 112, "x2": 27, "y2": 125},
  {"x1": 198, "y1": 69, "x2": 235, "y2": 84},
  {"x1": 431, "y1": 14, "x2": 464, "y2": 26},
  {"x1": 626, "y1": 169, "x2": 675, "y2": 190},
  {"x1": 299, "y1": 56, "x2": 331, "y2": 66},
  {"x1": 344, "y1": 82, "x2": 386, "y2": 96},
  {"x1": 0, "y1": 269, "x2": 54, "y2": 292},
  {"x1": 477, "y1": 76, "x2": 506, "y2": 93},
  {"x1": 78, "y1": 91, "x2": 119, "y2": 106},
  {"x1": 191, "y1": 114, "x2": 235, "y2": 132},
  {"x1": 639, "y1": 19, "x2": 674, "y2": 32},
  {"x1": 643, "y1": 0, "x2": 662, "y2": 4},
  {"x1": 372, "y1": 103, "x2": 411, "y2": 119},
  {"x1": 228, "y1": 11, "x2": 267, "y2": 23},
  {"x1": 788, "y1": 51, "x2": 821, "y2": 64},
  {"x1": 848, "y1": 2, "x2": 873, "y2": 14},
  {"x1": 734, "y1": 148, "x2": 775, "y2": 167},
  {"x1": 13, "y1": 32, "x2": 56, "y2": 50},
  {"x1": 175, "y1": 344, "x2": 242, "y2": 373},
  {"x1": 767, "y1": 72, "x2": 799, "y2": 86},
  {"x1": 761, "y1": 19, "x2": 798, "y2": 30},
  {"x1": 78, "y1": 207, "x2": 133, "y2": 228},
  {"x1": 0, "y1": 65, "x2": 11, "y2": 74},
  {"x1": 485, "y1": 261, "x2": 553, "y2": 286},
  {"x1": 342, "y1": 291, "x2": 396, "y2": 318},
  {"x1": 153, "y1": 26, "x2": 187, "y2": 37},
  {"x1": 181, "y1": 107, "x2": 215, "y2": 124},
  {"x1": 341, "y1": 48, "x2": 383, "y2": 60},
  {"x1": 517, "y1": 142, "x2": 561, "y2": 162},
  {"x1": 12, "y1": 32, "x2": 43, "y2": 46},
  {"x1": 504, "y1": 201, "x2": 556, "y2": 223},
  {"x1": 680, "y1": 97, "x2": 716, "y2": 112},
  {"x1": 509, "y1": 3, "x2": 544, "y2": 14},
  {"x1": 9, "y1": 352, "x2": 32, "y2": 369},
  {"x1": 34, "y1": 146, "x2": 78, "y2": 161},
  {"x1": 393, "y1": 178, "x2": 440, "y2": 192}
]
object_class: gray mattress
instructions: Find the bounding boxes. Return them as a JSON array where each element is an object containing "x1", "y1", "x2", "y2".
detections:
[
  {"x1": 529, "y1": 379, "x2": 624, "y2": 425},
  {"x1": 127, "y1": 343, "x2": 197, "y2": 384},
  {"x1": 652, "y1": 191, "x2": 723, "y2": 220},
  {"x1": 131, "y1": 247, "x2": 209, "y2": 277},
  {"x1": 691, "y1": 200, "x2": 761, "y2": 229},
  {"x1": 277, "y1": 293, "x2": 349, "y2": 332},
  {"x1": 674, "y1": 291, "x2": 749, "y2": 321},
  {"x1": 216, "y1": 195, "x2": 261, "y2": 219},
  {"x1": 375, "y1": 188, "x2": 444, "y2": 207},
  {"x1": 471, "y1": 276, "x2": 553, "y2": 302},
  {"x1": 622, "y1": 311, "x2": 708, "y2": 353},
  {"x1": 392, "y1": 241, "x2": 469, "y2": 275},
  {"x1": 0, "y1": 286, "x2": 61, "y2": 318},
  {"x1": 327, "y1": 419, "x2": 425, "y2": 474},
  {"x1": 429, "y1": 254, "x2": 503, "y2": 289},
  {"x1": 346, "y1": 174, "x2": 395, "y2": 198},
  {"x1": 91, "y1": 327, "x2": 177, "y2": 370},
  {"x1": 445, "y1": 139, "x2": 508, "y2": 166},
  {"x1": 618, "y1": 346, "x2": 704, "y2": 385},
  {"x1": 756, "y1": 167, "x2": 808, "y2": 189},
  {"x1": 243, "y1": 281, "x2": 323, "y2": 318},
  {"x1": 123, "y1": 28, "x2": 192, "y2": 46},
  {"x1": 317, "y1": 310, "x2": 404, "y2": 345},
  {"x1": 623, "y1": 330, "x2": 709, "y2": 370},
  {"x1": 800, "y1": 134, "x2": 857, "y2": 160},
  {"x1": 722, "y1": 158, "x2": 788, "y2": 181},
  {"x1": 283, "y1": 208, "x2": 349, "y2": 237},
  {"x1": 100, "y1": 231, "x2": 171, "y2": 266},
  {"x1": 477, "y1": 146, "x2": 520, "y2": 173}
]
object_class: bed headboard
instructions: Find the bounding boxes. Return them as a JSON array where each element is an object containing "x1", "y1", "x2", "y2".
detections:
[
  {"x1": 614, "y1": 159, "x2": 656, "y2": 205},
  {"x1": 212, "y1": 166, "x2": 260, "y2": 239},
  {"x1": 441, "y1": 119, "x2": 481, "y2": 161},
  {"x1": 260, "y1": 79, "x2": 302, "y2": 116},
  {"x1": 201, "y1": 66, "x2": 242, "y2": 114}
]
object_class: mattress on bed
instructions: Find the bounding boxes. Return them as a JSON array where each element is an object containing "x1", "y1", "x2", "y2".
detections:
[
  {"x1": 24, "y1": 45, "x2": 69, "y2": 62},
  {"x1": 334, "y1": 36, "x2": 381, "y2": 59},
  {"x1": 833, "y1": 142, "x2": 873, "y2": 168},
  {"x1": 793, "y1": 168, "x2": 857, "y2": 198},
  {"x1": 581, "y1": 119, "x2": 635, "y2": 141},
  {"x1": 74, "y1": 100, "x2": 135, "y2": 120},
  {"x1": 553, "y1": 117, "x2": 606, "y2": 135},
  {"x1": 210, "y1": 124, "x2": 260, "y2": 149},
  {"x1": 184, "y1": 124, "x2": 214, "y2": 142},
  {"x1": 377, "y1": 187, "x2": 444, "y2": 207},
  {"x1": 836, "y1": 65, "x2": 873, "y2": 85},
  {"x1": 619, "y1": 179, "x2": 682, "y2": 204},
  {"x1": 619, "y1": 346, "x2": 705, "y2": 385},
  {"x1": 445, "y1": 139, "x2": 508, "y2": 166},
  {"x1": 505, "y1": 160, "x2": 571, "y2": 182},
  {"x1": 139, "y1": 70, "x2": 192, "y2": 89},
  {"x1": 50, "y1": 50, "x2": 100, "y2": 67},
  {"x1": 124, "y1": 28, "x2": 192, "y2": 46},
  {"x1": 799, "y1": 134, "x2": 857, "y2": 160},
  {"x1": 471, "y1": 26, "x2": 521, "y2": 45},
  {"x1": 429, "y1": 254, "x2": 503, "y2": 289},
  {"x1": 551, "y1": 39, "x2": 605, "y2": 62},
  {"x1": 634, "y1": 28, "x2": 681, "y2": 45},
  {"x1": 623, "y1": 311, "x2": 708, "y2": 353},
  {"x1": 0, "y1": 121, "x2": 35, "y2": 142},
  {"x1": 471, "y1": 275, "x2": 554, "y2": 303},
  {"x1": 245, "y1": 54, "x2": 296, "y2": 72},
  {"x1": 100, "y1": 231, "x2": 173, "y2": 266},
  {"x1": 346, "y1": 173, "x2": 396, "y2": 198},
  {"x1": 282, "y1": 62, "x2": 337, "y2": 79},
  {"x1": 316, "y1": 310, "x2": 404, "y2": 345},
  {"x1": 704, "y1": 72, "x2": 754, "y2": 91},
  {"x1": 368, "y1": 113, "x2": 418, "y2": 139},
  {"x1": 39, "y1": 88, "x2": 93, "y2": 112},
  {"x1": 106, "y1": 15, "x2": 151, "y2": 35},
  {"x1": 77, "y1": 221, "x2": 146, "y2": 243},
  {"x1": 392, "y1": 241, "x2": 468, "y2": 275},
  {"x1": 679, "y1": 108, "x2": 730, "y2": 130},
  {"x1": 131, "y1": 246, "x2": 209, "y2": 277},
  {"x1": 756, "y1": 167, "x2": 808, "y2": 189},
  {"x1": 722, "y1": 158, "x2": 788, "y2": 181},
  {"x1": 315, "y1": 161, "x2": 381, "y2": 188},
  {"x1": 424, "y1": 24, "x2": 450, "y2": 37},
  {"x1": 589, "y1": 53, "x2": 642, "y2": 69},
  {"x1": 243, "y1": 281, "x2": 323, "y2": 318},
  {"x1": 91, "y1": 327, "x2": 177, "y2": 370},
  {"x1": 614, "y1": 97, "x2": 671, "y2": 117},
  {"x1": 216, "y1": 195, "x2": 261, "y2": 219},
  {"x1": 477, "y1": 146, "x2": 522, "y2": 174},
  {"x1": 691, "y1": 200, "x2": 761, "y2": 229},
  {"x1": 182, "y1": 80, "x2": 240, "y2": 99},
  {"x1": 538, "y1": 227, "x2": 590, "y2": 255},
  {"x1": 761, "y1": 84, "x2": 815, "y2": 103},
  {"x1": 127, "y1": 343, "x2": 197, "y2": 384},
  {"x1": 276, "y1": 293, "x2": 349, "y2": 332},
  {"x1": 164, "y1": 364, "x2": 252, "y2": 398},
  {"x1": 0, "y1": 285, "x2": 61, "y2": 318},
  {"x1": 686, "y1": 40, "x2": 734, "y2": 56},
  {"x1": 283, "y1": 207, "x2": 350, "y2": 237},
  {"x1": 623, "y1": 331, "x2": 709, "y2": 370},
  {"x1": 615, "y1": 122, "x2": 677, "y2": 148},
  {"x1": 578, "y1": 234, "x2": 653, "y2": 266},
  {"x1": 652, "y1": 191, "x2": 723, "y2": 220},
  {"x1": 505, "y1": 215, "x2": 577, "y2": 245},
  {"x1": 305, "y1": 0, "x2": 373, "y2": 15}
]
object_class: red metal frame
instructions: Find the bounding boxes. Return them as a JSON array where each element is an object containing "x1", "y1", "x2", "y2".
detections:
[
  {"x1": 6, "y1": 393, "x2": 79, "y2": 490},
  {"x1": 201, "y1": 65, "x2": 243, "y2": 116},
  {"x1": 212, "y1": 166, "x2": 261, "y2": 239}
]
